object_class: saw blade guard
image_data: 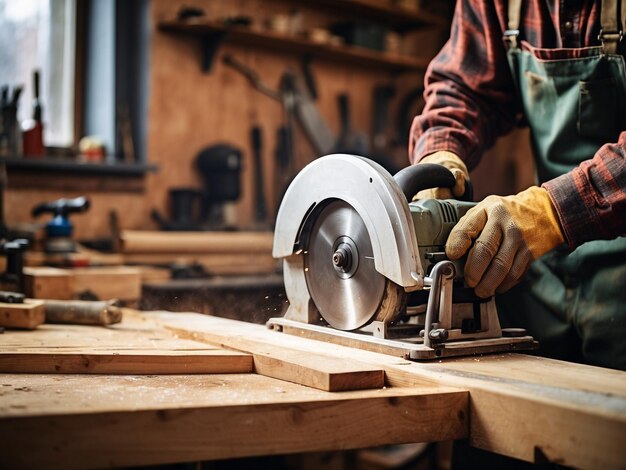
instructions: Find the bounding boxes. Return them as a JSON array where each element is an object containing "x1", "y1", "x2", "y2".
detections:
[{"x1": 273, "y1": 154, "x2": 424, "y2": 287}]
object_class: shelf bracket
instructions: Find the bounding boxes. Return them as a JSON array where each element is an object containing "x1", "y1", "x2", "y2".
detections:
[{"x1": 201, "y1": 31, "x2": 227, "y2": 73}]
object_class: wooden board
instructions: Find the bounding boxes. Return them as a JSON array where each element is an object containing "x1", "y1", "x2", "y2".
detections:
[
  {"x1": 123, "y1": 252, "x2": 279, "y2": 275},
  {"x1": 0, "y1": 310, "x2": 252, "y2": 375},
  {"x1": 23, "y1": 266, "x2": 142, "y2": 302},
  {"x1": 154, "y1": 311, "x2": 626, "y2": 470},
  {"x1": 23, "y1": 266, "x2": 74, "y2": 300},
  {"x1": 0, "y1": 373, "x2": 467, "y2": 469},
  {"x1": 0, "y1": 300, "x2": 45, "y2": 329},
  {"x1": 71, "y1": 266, "x2": 142, "y2": 301},
  {"x1": 120, "y1": 230, "x2": 274, "y2": 254},
  {"x1": 252, "y1": 349, "x2": 383, "y2": 392},
  {"x1": 0, "y1": 349, "x2": 251, "y2": 374},
  {"x1": 140, "y1": 311, "x2": 385, "y2": 392}
]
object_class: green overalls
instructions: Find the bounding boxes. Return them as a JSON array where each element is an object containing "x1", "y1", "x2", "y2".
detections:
[{"x1": 496, "y1": 0, "x2": 626, "y2": 370}]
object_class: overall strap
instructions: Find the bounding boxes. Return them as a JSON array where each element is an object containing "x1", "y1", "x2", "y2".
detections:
[
  {"x1": 504, "y1": 0, "x2": 523, "y2": 48},
  {"x1": 599, "y1": 0, "x2": 625, "y2": 54}
]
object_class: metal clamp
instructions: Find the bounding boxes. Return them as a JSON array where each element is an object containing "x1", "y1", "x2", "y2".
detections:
[{"x1": 422, "y1": 260, "x2": 455, "y2": 349}]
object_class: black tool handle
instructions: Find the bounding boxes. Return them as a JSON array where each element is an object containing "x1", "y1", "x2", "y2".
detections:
[
  {"x1": 33, "y1": 70, "x2": 42, "y2": 122},
  {"x1": 251, "y1": 126, "x2": 267, "y2": 223},
  {"x1": 32, "y1": 196, "x2": 90, "y2": 218},
  {"x1": 393, "y1": 163, "x2": 473, "y2": 202}
]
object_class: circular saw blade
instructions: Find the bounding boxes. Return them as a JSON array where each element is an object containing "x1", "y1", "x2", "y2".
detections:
[{"x1": 304, "y1": 200, "x2": 399, "y2": 331}]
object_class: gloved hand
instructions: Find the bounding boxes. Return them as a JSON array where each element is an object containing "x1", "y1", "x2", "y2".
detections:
[
  {"x1": 413, "y1": 151, "x2": 469, "y2": 200},
  {"x1": 445, "y1": 186, "x2": 565, "y2": 298}
]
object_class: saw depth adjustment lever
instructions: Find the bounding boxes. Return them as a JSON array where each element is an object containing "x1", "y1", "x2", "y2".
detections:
[{"x1": 32, "y1": 196, "x2": 90, "y2": 253}]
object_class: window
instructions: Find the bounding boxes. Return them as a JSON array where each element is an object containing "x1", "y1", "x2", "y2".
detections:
[{"x1": 0, "y1": 0, "x2": 76, "y2": 149}]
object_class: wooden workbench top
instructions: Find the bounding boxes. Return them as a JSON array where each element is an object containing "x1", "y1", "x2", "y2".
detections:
[{"x1": 0, "y1": 309, "x2": 624, "y2": 469}]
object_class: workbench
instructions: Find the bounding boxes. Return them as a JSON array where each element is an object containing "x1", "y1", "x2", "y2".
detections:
[{"x1": 0, "y1": 310, "x2": 624, "y2": 469}]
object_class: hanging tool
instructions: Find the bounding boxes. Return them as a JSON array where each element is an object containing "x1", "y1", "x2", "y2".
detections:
[
  {"x1": 251, "y1": 126, "x2": 268, "y2": 226},
  {"x1": 290, "y1": 71, "x2": 334, "y2": 156},
  {"x1": 222, "y1": 54, "x2": 335, "y2": 199},
  {"x1": 222, "y1": 54, "x2": 295, "y2": 210},
  {"x1": 369, "y1": 84, "x2": 401, "y2": 174},
  {"x1": 332, "y1": 93, "x2": 368, "y2": 155},
  {"x1": 32, "y1": 197, "x2": 90, "y2": 253},
  {"x1": 22, "y1": 70, "x2": 45, "y2": 157},
  {"x1": 269, "y1": 155, "x2": 536, "y2": 360}
]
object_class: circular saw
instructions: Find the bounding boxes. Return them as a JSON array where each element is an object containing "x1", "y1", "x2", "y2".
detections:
[{"x1": 270, "y1": 154, "x2": 537, "y2": 360}]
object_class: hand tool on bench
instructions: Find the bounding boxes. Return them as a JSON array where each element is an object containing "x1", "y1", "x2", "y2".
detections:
[
  {"x1": 31, "y1": 196, "x2": 90, "y2": 253},
  {"x1": 43, "y1": 299, "x2": 123, "y2": 326},
  {"x1": 269, "y1": 154, "x2": 537, "y2": 360}
]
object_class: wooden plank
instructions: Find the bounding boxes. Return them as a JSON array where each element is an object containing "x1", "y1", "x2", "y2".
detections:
[
  {"x1": 0, "y1": 300, "x2": 45, "y2": 329},
  {"x1": 71, "y1": 266, "x2": 142, "y2": 301},
  {"x1": 0, "y1": 349, "x2": 252, "y2": 374},
  {"x1": 0, "y1": 373, "x2": 467, "y2": 469},
  {"x1": 23, "y1": 266, "x2": 74, "y2": 300},
  {"x1": 153, "y1": 311, "x2": 626, "y2": 470},
  {"x1": 23, "y1": 266, "x2": 142, "y2": 302},
  {"x1": 111, "y1": 310, "x2": 383, "y2": 391},
  {"x1": 139, "y1": 311, "x2": 384, "y2": 392},
  {"x1": 253, "y1": 350, "x2": 384, "y2": 392},
  {"x1": 123, "y1": 252, "x2": 279, "y2": 275},
  {"x1": 120, "y1": 230, "x2": 274, "y2": 254},
  {"x1": 0, "y1": 310, "x2": 252, "y2": 374}
]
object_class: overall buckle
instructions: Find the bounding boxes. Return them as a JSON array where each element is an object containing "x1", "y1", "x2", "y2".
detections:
[
  {"x1": 504, "y1": 29, "x2": 520, "y2": 48},
  {"x1": 598, "y1": 28, "x2": 624, "y2": 54}
]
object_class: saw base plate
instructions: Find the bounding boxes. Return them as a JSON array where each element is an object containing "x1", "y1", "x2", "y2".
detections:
[{"x1": 267, "y1": 317, "x2": 538, "y2": 360}]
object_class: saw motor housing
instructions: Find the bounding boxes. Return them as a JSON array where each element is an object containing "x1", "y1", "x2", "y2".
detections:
[{"x1": 271, "y1": 154, "x2": 536, "y2": 359}]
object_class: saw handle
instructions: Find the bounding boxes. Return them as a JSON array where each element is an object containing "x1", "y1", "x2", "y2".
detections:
[{"x1": 393, "y1": 163, "x2": 473, "y2": 202}]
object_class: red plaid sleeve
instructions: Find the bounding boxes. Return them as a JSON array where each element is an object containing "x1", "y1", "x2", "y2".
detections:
[
  {"x1": 543, "y1": 131, "x2": 626, "y2": 248},
  {"x1": 408, "y1": 0, "x2": 518, "y2": 169}
]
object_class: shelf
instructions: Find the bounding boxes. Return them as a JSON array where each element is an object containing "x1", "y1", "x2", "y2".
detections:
[
  {"x1": 158, "y1": 21, "x2": 431, "y2": 73},
  {"x1": 2, "y1": 157, "x2": 158, "y2": 176},
  {"x1": 296, "y1": 0, "x2": 448, "y2": 32}
]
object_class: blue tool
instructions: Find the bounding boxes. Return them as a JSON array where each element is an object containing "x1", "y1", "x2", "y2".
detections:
[{"x1": 32, "y1": 197, "x2": 90, "y2": 253}]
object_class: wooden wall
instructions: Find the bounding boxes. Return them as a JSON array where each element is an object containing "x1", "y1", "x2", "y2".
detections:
[{"x1": 5, "y1": 0, "x2": 533, "y2": 240}]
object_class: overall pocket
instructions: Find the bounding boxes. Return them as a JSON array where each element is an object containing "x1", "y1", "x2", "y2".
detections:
[{"x1": 578, "y1": 77, "x2": 618, "y2": 141}]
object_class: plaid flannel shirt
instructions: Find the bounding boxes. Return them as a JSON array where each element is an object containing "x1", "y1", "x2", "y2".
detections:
[{"x1": 409, "y1": 0, "x2": 626, "y2": 249}]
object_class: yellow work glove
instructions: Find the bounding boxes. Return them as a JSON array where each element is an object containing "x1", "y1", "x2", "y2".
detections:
[
  {"x1": 445, "y1": 186, "x2": 565, "y2": 298},
  {"x1": 413, "y1": 151, "x2": 469, "y2": 200}
]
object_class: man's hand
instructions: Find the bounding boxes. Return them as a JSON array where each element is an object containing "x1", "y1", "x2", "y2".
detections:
[
  {"x1": 414, "y1": 151, "x2": 469, "y2": 200},
  {"x1": 445, "y1": 186, "x2": 565, "y2": 298}
]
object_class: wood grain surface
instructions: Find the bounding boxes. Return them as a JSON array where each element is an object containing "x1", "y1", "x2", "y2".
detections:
[
  {"x1": 0, "y1": 310, "x2": 252, "y2": 374},
  {"x1": 155, "y1": 311, "x2": 626, "y2": 469},
  {"x1": 0, "y1": 373, "x2": 467, "y2": 469}
]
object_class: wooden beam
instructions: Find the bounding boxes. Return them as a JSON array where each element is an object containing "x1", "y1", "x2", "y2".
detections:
[
  {"x1": 0, "y1": 349, "x2": 252, "y2": 374},
  {"x1": 71, "y1": 266, "x2": 142, "y2": 302},
  {"x1": 23, "y1": 267, "x2": 74, "y2": 300},
  {"x1": 23, "y1": 266, "x2": 142, "y2": 302},
  {"x1": 154, "y1": 311, "x2": 626, "y2": 469},
  {"x1": 0, "y1": 310, "x2": 252, "y2": 374},
  {"x1": 0, "y1": 300, "x2": 45, "y2": 329},
  {"x1": 0, "y1": 373, "x2": 467, "y2": 469},
  {"x1": 120, "y1": 230, "x2": 274, "y2": 254},
  {"x1": 252, "y1": 350, "x2": 384, "y2": 392}
]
